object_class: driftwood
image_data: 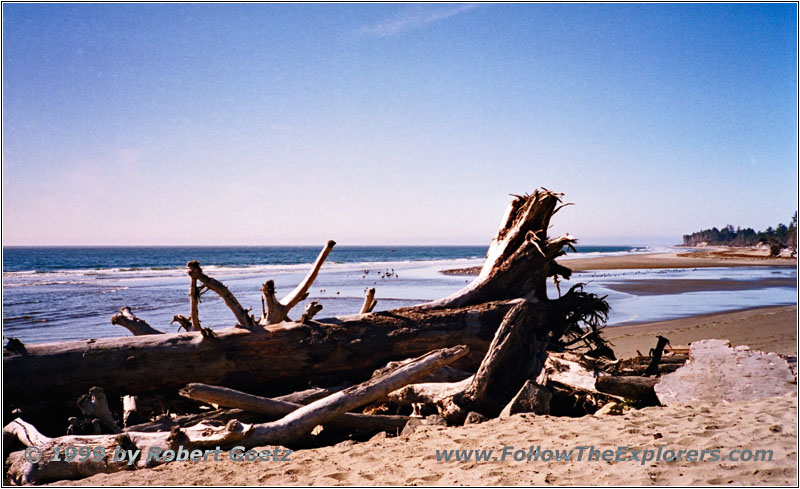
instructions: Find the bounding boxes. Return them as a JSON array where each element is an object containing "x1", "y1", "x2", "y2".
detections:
[
  {"x1": 5, "y1": 346, "x2": 465, "y2": 484},
  {"x1": 361, "y1": 287, "x2": 378, "y2": 314},
  {"x1": 179, "y1": 383, "x2": 409, "y2": 433},
  {"x1": 455, "y1": 300, "x2": 550, "y2": 417},
  {"x1": 121, "y1": 395, "x2": 141, "y2": 428},
  {"x1": 595, "y1": 376, "x2": 659, "y2": 405},
  {"x1": 371, "y1": 301, "x2": 553, "y2": 423},
  {"x1": 125, "y1": 386, "x2": 349, "y2": 433},
  {"x1": 241, "y1": 345, "x2": 468, "y2": 446},
  {"x1": 5, "y1": 190, "x2": 610, "y2": 408},
  {"x1": 187, "y1": 261, "x2": 258, "y2": 330},
  {"x1": 645, "y1": 335, "x2": 671, "y2": 376},
  {"x1": 5, "y1": 187, "x2": 621, "y2": 485},
  {"x1": 299, "y1": 301, "x2": 323, "y2": 323},
  {"x1": 76, "y1": 387, "x2": 122, "y2": 434},
  {"x1": 655, "y1": 339, "x2": 796, "y2": 405},
  {"x1": 110, "y1": 307, "x2": 162, "y2": 336},
  {"x1": 4, "y1": 418, "x2": 251, "y2": 484},
  {"x1": 261, "y1": 240, "x2": 335, "y2": 325}
]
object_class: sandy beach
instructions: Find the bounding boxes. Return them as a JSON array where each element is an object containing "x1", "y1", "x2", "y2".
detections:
[
  {"x1": 63, "y1": 392, "x2": 797, "y2": 486},
  {"x1": 52, "y1": 249, "x2": 798, "y2": 486}
]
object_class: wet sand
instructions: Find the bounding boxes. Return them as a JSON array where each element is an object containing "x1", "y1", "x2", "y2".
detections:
[
  {"x1": 441, "y1": 248, "x2": 797, "y2": 275},
  {"x1": 602, "y1": 277, "x2": 796, "y2": 296}
]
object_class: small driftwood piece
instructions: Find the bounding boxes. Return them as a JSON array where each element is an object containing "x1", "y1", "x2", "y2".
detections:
[
  {"x1": 261, "y1": 240, "x2": 336, "y2": 325},
  {"x1": 190, "y1": 277, "x2": 201, "y2": 331},
  {"x1": 171, "y1": 315, "x2": 194, "y2": 332},
  {"x1": 645, "y1": 335, "x2": 671, "y2": 376},
  {"x1": 595, "y1": 376, "x2": 659, "y2": 405},
  {"x1": 180, "y1": 383, "x2": 409, "y2": 433},
  {"x1": 111, "y1": 307, "x2": 162, "y2": 336},
  {"x1": 300, "y1": 301, "x2": 323, "y2": 323},
  {"x1": 121, "y1": 395, "x2": 140, "y2": 428},
  {"x1": 187, "y1": 260, "x2": 257, "y2": 330},
  {"x1": 77, "y1": 387, "x2": 122, "y2": 434},
  {"x1": 360, "y1": 287, "x2": 378, "y2": 314},
  {"x1": 383, "y1": 377, "x2": 473, "y2": 406}
]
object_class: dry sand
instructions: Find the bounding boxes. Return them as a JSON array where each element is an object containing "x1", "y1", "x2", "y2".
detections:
[
  {"x1": 603, "y1": 305, "x2": 797, "y2": 359},
  {"x1": 63, "y1": 392, "x2": 798, "y2": 486}
]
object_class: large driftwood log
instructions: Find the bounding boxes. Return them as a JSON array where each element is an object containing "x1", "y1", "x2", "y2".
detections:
[
  {"x1": 4, "y1": 300, "x2": 513, "y2": 404},
  {"x1": 5, "y1": 189, "x2": 611, "y2": 409},
  {"x1": 455, "y1": 300, "x2": 550, "y2": 417}
]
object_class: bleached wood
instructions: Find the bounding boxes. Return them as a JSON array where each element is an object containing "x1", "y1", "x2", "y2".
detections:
[
  {"x1": 187, "y1": 260, "x2": 257, "y2": 329},
  {"x1": 111, "y1": 307, "x2": 163, "y2": 336},
  {"x1": 180, "y1": 383, "x2": 409, "y2": 433},
  {"x1": 261, "y1": 240, "x2": 335, "y2": 325},
  {"x1": 360, "y1": 287, "x2": 378, "y2": 314}
]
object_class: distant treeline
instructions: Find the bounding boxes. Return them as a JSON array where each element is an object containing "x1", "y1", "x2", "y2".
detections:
[{"x1": 682, "y1": 212, "x2": 797, "y2": 248}]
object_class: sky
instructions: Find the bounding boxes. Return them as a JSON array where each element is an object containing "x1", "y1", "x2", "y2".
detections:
[{"x1": 2, "y1": 3, "x2": 797, "y2": 246}]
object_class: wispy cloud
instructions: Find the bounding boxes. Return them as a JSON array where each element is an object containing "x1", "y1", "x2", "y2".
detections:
[{"x1": 355, "y1": 4, "x2": 479, "y2": 38}]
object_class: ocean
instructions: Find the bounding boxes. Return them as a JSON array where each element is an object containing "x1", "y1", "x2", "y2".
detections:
[{"x1": 2, "y1": 245, "x2": 795, "y2": 344}]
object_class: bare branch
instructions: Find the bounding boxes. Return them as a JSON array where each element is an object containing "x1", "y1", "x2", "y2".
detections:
[
  {"x1": 261, "y1": 240, "x2": 335, "y2": 325},
  {"x1": 111, "y1": 307, "x2": 163, "y2": 336},
  {"x1": 187, "y1": 261, "x2": 257, "y2": 330}
]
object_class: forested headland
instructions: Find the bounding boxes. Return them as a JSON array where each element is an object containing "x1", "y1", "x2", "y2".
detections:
[{"x1": 682, "y1": 212, "x2": 797, "y2": 252}]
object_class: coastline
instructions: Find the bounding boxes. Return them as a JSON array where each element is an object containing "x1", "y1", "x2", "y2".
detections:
[{"x1": 441, "y1": 248, "x2": 797, "y2": 275}]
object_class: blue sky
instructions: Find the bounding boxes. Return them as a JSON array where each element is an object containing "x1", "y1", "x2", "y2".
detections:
[{"x1": 2, "y1": 3, "x2": 797, "y2": 245}]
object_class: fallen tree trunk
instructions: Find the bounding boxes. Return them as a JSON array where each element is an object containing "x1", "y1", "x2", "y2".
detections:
[{"x1": 4, "y1": 300, "x2": 513, "y2": 404}]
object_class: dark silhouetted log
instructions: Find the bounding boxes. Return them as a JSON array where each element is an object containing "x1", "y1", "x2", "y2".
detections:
[
  {"x1": 595, "y1": 375, "x2": 659, "y2": 405},
  {"x1": 76, "y1": 387, "x2": 121, "y2": 434}
]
